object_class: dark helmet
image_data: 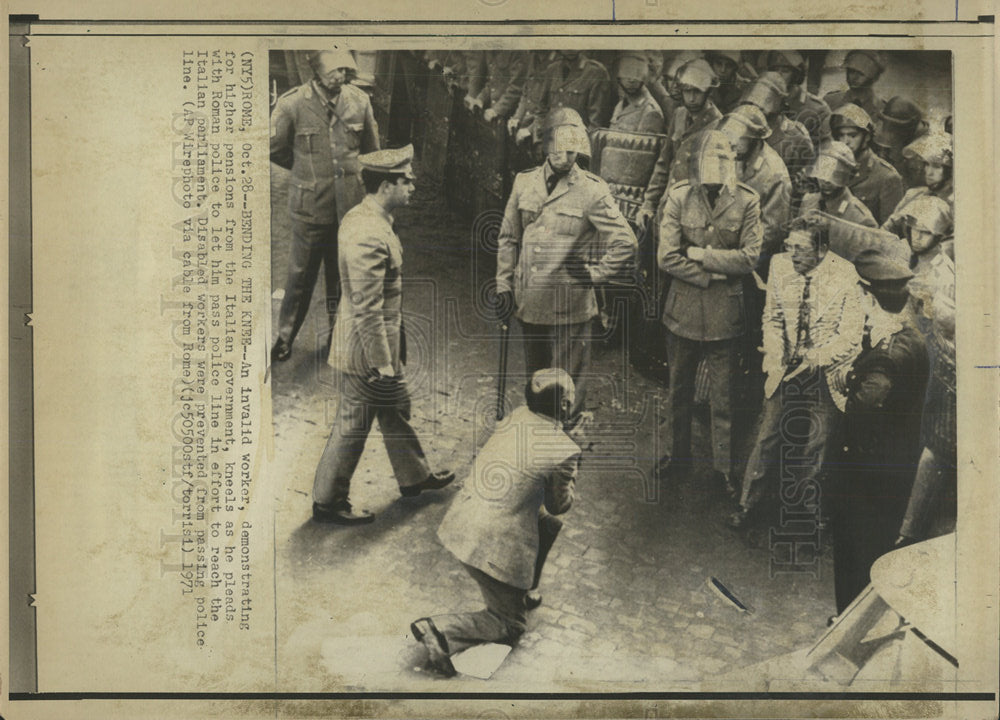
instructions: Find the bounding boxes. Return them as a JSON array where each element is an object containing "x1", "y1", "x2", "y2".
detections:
[{"x1": 874, "y1": 96, "x2": 925, "y2": 149}]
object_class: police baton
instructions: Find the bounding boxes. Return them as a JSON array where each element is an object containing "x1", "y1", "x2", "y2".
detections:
[{"x1": 496, "y1": 319, "x2": 511, "y2": 421}]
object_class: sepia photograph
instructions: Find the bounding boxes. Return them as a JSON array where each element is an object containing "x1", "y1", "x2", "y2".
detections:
[{"x1": 267, "y1": 45, "x2": 963, "y2": 691}]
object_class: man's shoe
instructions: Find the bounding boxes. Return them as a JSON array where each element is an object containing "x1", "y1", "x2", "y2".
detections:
[
  {"x1": 726, "y1": 507, "x2": 751, "y2": 530},
  {"x1": 312, "y1": 500, "x2": 374, "y2": 525},
  {"x1": 400, "y1": 470, "x2": 455, "y2": 498},
  {"x1": 410, "y1": 618, "x2": 456, "y2": 677},
  {"x1": 271, "y1": 339, "x2": 292, "y2": 362},
  {"x1": 524, "y1": 591, "x2": 543, "y2": 611}
]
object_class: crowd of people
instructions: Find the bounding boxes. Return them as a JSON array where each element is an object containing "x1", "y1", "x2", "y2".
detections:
[{"x1": 270, "y1": 48, "x2": 957, "y2": 676}]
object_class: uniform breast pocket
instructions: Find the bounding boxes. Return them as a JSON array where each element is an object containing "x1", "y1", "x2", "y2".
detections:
[
  {"x1": 519, "y1": 202, "x2": 541, "y2": 227},
  {"x1": 713, "y1": 220, "x2": 743, "y2": 248},
  {"x1": 680, "y1": 223, "x2": 706, "y2": 246},
  {"x1": 344, "y1": 121, "x2": 364, "y2": 150},
  {"x1": 294, "y1": 130, "x2": 320, "y2": 155},
  {"x1": 554, "y1": 207, "x2": 584, "y2": 236}
]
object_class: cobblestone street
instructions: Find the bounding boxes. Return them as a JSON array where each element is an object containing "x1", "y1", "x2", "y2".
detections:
[{"x1": 267, "y1": 163, "x2": 839, "y2": 691}]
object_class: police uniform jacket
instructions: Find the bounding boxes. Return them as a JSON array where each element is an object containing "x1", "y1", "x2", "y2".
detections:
[
  {"x1": 609, "y1": 86, "x2": 666, "y2": 135},
  {"x1": 437, "y1": 405, "x2": 579, "y2": 589},
  {"x1": 496, "y1": 163, "x2": 638, "y2": 326},
  {"x1": 823, "y1": 86, "x2": 885, "y2": 121},
  {"x1": 270, "y1": 80, "x2": 380, "y2": 225},
  {"x1": 762, "y1": 252, "x2": 865, "y2": 411},
  {"x1": 766, "y1": 115, "x2": 815, "y2": 181},
  {"x1": 713, "y1": 81, "x2": 745, "y2": 115},
  {"x1": 639, "y1": 101, "x2": 723, "y2": 218},
  {"x1": 657, "y1": 180, "x2": 763, "y2": 341},
  {"x1": 476, "y1": 50, "x2": 527, "y2": 117},
  {"x1": 327, "y1": 196, "x2": 405, "y2": 375},
  {"x1": 740, "y1": 142, "x2": 792, "y2": 258},
  {"x1": 437, "y1": 50, "x2": 487, "y2": 94},
  {"x1": 538, "y1": 56, "x2": 613, "y2": 130},
  {"x1": 799, "y1": 187, "x2": 877, "y2": 227},
  {"x1": 511, "y1": 53, "x2": 552, "y2": 135},
  {"x1": 784, "y1": 86, "x2": 832, "y2": 147},
  {"x1": 848, "y1": 148, "x2": 905, "y2": 226},
  {"x1": 646, "y1": 78, "x2": 680, "y2": 135}
]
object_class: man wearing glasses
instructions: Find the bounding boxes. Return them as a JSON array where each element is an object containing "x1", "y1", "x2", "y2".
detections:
[{"x1": 729, "y1": 222, "x2": 866, "y2": 529}]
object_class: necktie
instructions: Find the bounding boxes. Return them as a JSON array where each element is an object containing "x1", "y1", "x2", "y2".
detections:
[
  {"x1": 795, "y1": 275, "x2": 813, "y2": 358},
  {"x1": 545, "y1": 173, "x2": 561, "y2": 195}
]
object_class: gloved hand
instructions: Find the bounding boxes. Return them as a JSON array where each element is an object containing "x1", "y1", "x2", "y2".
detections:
[
  {"x1": 494, "y1": 289, "x2": 515, "y2": 322},
  {"x1": 483, "y1": 108, "x2": 498, "y2": 122},
  {"x1": 506, "y1": 116, "x2": 520, "y2": 135}
]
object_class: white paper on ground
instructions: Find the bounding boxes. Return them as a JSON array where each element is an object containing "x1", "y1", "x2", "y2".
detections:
[{"x1": 450, "y1": 643, "x2": 512, "y2": 679}]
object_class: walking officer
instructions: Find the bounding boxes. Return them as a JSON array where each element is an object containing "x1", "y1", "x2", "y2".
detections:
[{"x1": 311, "y1": 146, "x2": 454, "y2": 525}]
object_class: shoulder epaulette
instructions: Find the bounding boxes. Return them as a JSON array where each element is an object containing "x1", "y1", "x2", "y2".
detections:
[
  {"x1": 874, "y1": 155, "x2": 900, "y2": 174},
  {"x1": 341, "y1": 83, "x2": 367, "y2": 101},
  {"x1": 278, "y1": 84, "x2": 306, "y2": 101}
]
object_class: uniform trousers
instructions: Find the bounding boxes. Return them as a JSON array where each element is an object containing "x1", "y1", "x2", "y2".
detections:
[
  {"x1": 665, "y1": 331, "x2": 737, "y2": 476},
  {"x1": 312, "y1": 373, "x2": 430, "y2": 505},
  {"x1": 520, "y1": 319, "x2": 592, "y2": 417},
  {"x1": 276, "y1": 219, "x2": 340, "y2": 348},
  {"x1": 739, "y1": 369, "x2": 840, "y2": 513},
  {"x1": 430, "y1": 563, "x2": 528, "y2": 655}
]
